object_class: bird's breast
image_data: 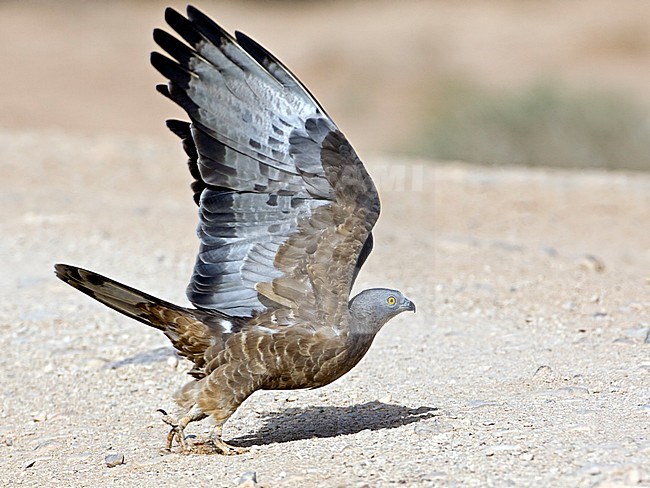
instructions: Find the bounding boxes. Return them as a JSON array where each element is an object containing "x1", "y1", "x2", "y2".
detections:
[{"x1": 260, "y1": 330, "x2": 376, "y2": 390}]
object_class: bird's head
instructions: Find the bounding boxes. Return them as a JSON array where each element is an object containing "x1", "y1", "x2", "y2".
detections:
[{"x1": 348, "y1": 288, "x2": 416, "y2": 334}]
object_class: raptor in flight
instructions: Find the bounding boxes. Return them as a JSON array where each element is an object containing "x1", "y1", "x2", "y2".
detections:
[{"x1": 55, "y1": 5, "x2": 415, "y2": 454}]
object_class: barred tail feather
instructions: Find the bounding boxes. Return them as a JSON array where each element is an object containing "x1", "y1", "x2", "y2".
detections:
[{"x1": 54, "y1": 264, "x2": 183, "y2": 330}]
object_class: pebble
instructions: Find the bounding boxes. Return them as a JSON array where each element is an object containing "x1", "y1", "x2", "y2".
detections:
[
  {"x1": 627, "y1": 468, "x2": 645, "y2": 484},
  {"x1": 237, "y1": 471, "x2": 258, "y2": 487},
  {"x1": 578, "y1": 255, "x2": 605, "y2": 273},
  {"x1": 33, "y1": 439, "x2": 62, "y2": 454},
  {"x1": 430, "y1": 432, "x2": 452, "y2": 444},
  {"x1": 166, "y1": 356, "x2": 179, "y2": 368},
  {"x1": 85, "y1": 358, "x2": 107, "y2": 370},
  {"x1": 533, "y1": 364, "x2": 555, "y2": 382},
  {"x1": 105, "y1": 453, "x2": 125, "y2": 468},
  {"x1": 32, "y1": 411, "x2": 48, "y2": 422},
  {"x1": 519, "y1": 452, "x2": 534, "y2": 461},
  {"x1": 624, "y1": 327, "x2": 650, "y2": 342},
  {"x1": 21, "y1": 459, "x2": 36, "y2": 469}
]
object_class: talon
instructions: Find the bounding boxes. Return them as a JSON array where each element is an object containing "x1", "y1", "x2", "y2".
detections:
[
  {"x1": 158, "y1": 411, "x2": 190, "y2": 452},
  {"x1": 211, "y1": 440, "x2": 247, "y2": 455},
  {"x1": 159, "y1": 410, "x2": 178, "y2": 428},
  {"x1": 209, "y1": 425, "x2": 247, "y2": 455}
]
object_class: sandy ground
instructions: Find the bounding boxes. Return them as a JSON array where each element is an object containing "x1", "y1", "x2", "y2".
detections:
[
  {"x1": 1, "y1": 1, "x2": 649, "y2": 486},
  {"x1": 0, "y1": 129, "x2": 648, "y2": 487}
]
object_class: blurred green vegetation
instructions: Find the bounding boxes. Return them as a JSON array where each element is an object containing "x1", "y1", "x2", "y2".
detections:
[{"x1": 414, "y1": 81, "x2": 650, "y2": 171}]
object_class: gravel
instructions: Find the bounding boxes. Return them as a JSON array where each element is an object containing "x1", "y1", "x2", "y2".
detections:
[{"x1": 0, "y1": 130, "x2": 648, "y2": 487}]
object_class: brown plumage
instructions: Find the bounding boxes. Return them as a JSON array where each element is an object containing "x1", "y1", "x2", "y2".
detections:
[{"x1": 55, "y1": 5, "x2": 415, "y2": 454}]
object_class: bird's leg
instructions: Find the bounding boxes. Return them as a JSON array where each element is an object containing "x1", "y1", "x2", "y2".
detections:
[
  {"x1": 197, "y1": 364, "x2": 257, "y2": 454},
  {"x1": 209, "y1": 424, "x2": 248, "y2": 455},
  {"x1": 159, "y1": 409, "x2": 188, "y2": 452},
  {"x1": 158, "y1": 406, "x2": 206, "y2": 453}
]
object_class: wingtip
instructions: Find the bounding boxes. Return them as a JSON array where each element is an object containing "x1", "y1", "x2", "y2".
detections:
[
  {"x1": 149, "y1": 51, "x2": 161, "y2": 64},
  {"x1": 186, "y1": 4, "x2": 200, "y2": 16},
  {"x1": 234, "y1": 30, "x2": 254, "y2": 49},
  {"x1": 155, "y1": 83, "x2": 170, "y2": 96},
  {"x1": 152, "y1": 27, "x2": 166, "y2": 44},
  {"x1": 186, "y1": 5, "x2": 208, "y2": 22},
  {"x1": 165, "y1": 118, "x2": 191, "y2": 136},
  {"x1": 164, "y1": 6, "x2": 182, "y2": 23}
]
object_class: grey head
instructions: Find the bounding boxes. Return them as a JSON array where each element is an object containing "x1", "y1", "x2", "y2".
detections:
[{"x1": 348, "y1": 288, "x2": 416, "y2": 335}]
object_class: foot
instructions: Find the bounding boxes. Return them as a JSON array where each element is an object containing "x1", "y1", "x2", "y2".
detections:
[
  {"x1": 210, "y1": 424, "x2": 248, "y2": 455},
  {"x1": 158, "y1": 409, "x2": 189, "y2": 453},
  {"x1": 211, "y1": 439, "x2": 248, "y2": 456}
]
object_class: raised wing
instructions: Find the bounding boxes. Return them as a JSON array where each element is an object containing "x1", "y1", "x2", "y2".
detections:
[{"x1": 151, "y1": 6, "x2": 379, "y2": 321}]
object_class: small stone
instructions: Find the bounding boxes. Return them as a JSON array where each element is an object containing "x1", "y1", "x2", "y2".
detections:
[
  {"x1": 627, "y1": 468, "x2": 642, "y2": 484},
  {"x1": 586, "y1": 465, "x2": 601, "y2": 476},
  {"x1": 21, "y1": 459, "x2": 36, "y2": 469},
  {"x1": 430, "y1": 432, "x2": 452, "y2": 444},
  {"x1": 166, "y1": 356, "x2": 179, "y2": 368},
  {"x1": 533, "y1": 364, "x2": 554, "y2": 381},
  {"x1": 625, "y1": 327, "x2": 650, "y2": 342},
  {"x1": 579, "y1": 255, "x2": 605, "y2": 273},
  {"x1": 105, "y1": 453, "x2": 125, "y2": 468},
  {"x1": 519, "y1": 452, "x2": 534, "y2": 461},
  {"x1": 285, "y1": 396, "x2": 298, "y2": 402},
  {"x1": 33, "y1": 439, "x2": 61, "y2": 454},
  {"x1": 32, "y1": 411, "x2": 48, "y2": 422},
  {"x1": 85, "y1": 358, "x2": 107, "y2": 370},
  {"x1": 237, "y1": 471, "x2": 257, "y2": 487}
]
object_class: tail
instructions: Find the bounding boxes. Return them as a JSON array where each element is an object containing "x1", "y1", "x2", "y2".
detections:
[{"x1": 54, "y1": 263, "x2": 186, "y2": 331}]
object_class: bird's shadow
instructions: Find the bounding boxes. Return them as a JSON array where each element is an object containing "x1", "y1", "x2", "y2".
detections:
[
  {"x1": 107, "y1": 346, "x2": 177, "y2": 369},
  {"x1": 231, "y1": 401, "x2": 439, "y2": 447}
]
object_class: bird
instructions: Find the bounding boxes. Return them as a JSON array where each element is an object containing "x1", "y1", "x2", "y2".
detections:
[{"x1": 55, "y1": 4, "x2": 415, "y2": 455}]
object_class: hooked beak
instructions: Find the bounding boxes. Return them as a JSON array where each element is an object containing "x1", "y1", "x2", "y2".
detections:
[{"x1": 403, "y1": 298, "x2": 416, "y2": 313}]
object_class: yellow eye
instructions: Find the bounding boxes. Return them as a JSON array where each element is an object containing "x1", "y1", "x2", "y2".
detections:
[{"x1": 387, "y1": 296, "x2": 396, "y2": 306}]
